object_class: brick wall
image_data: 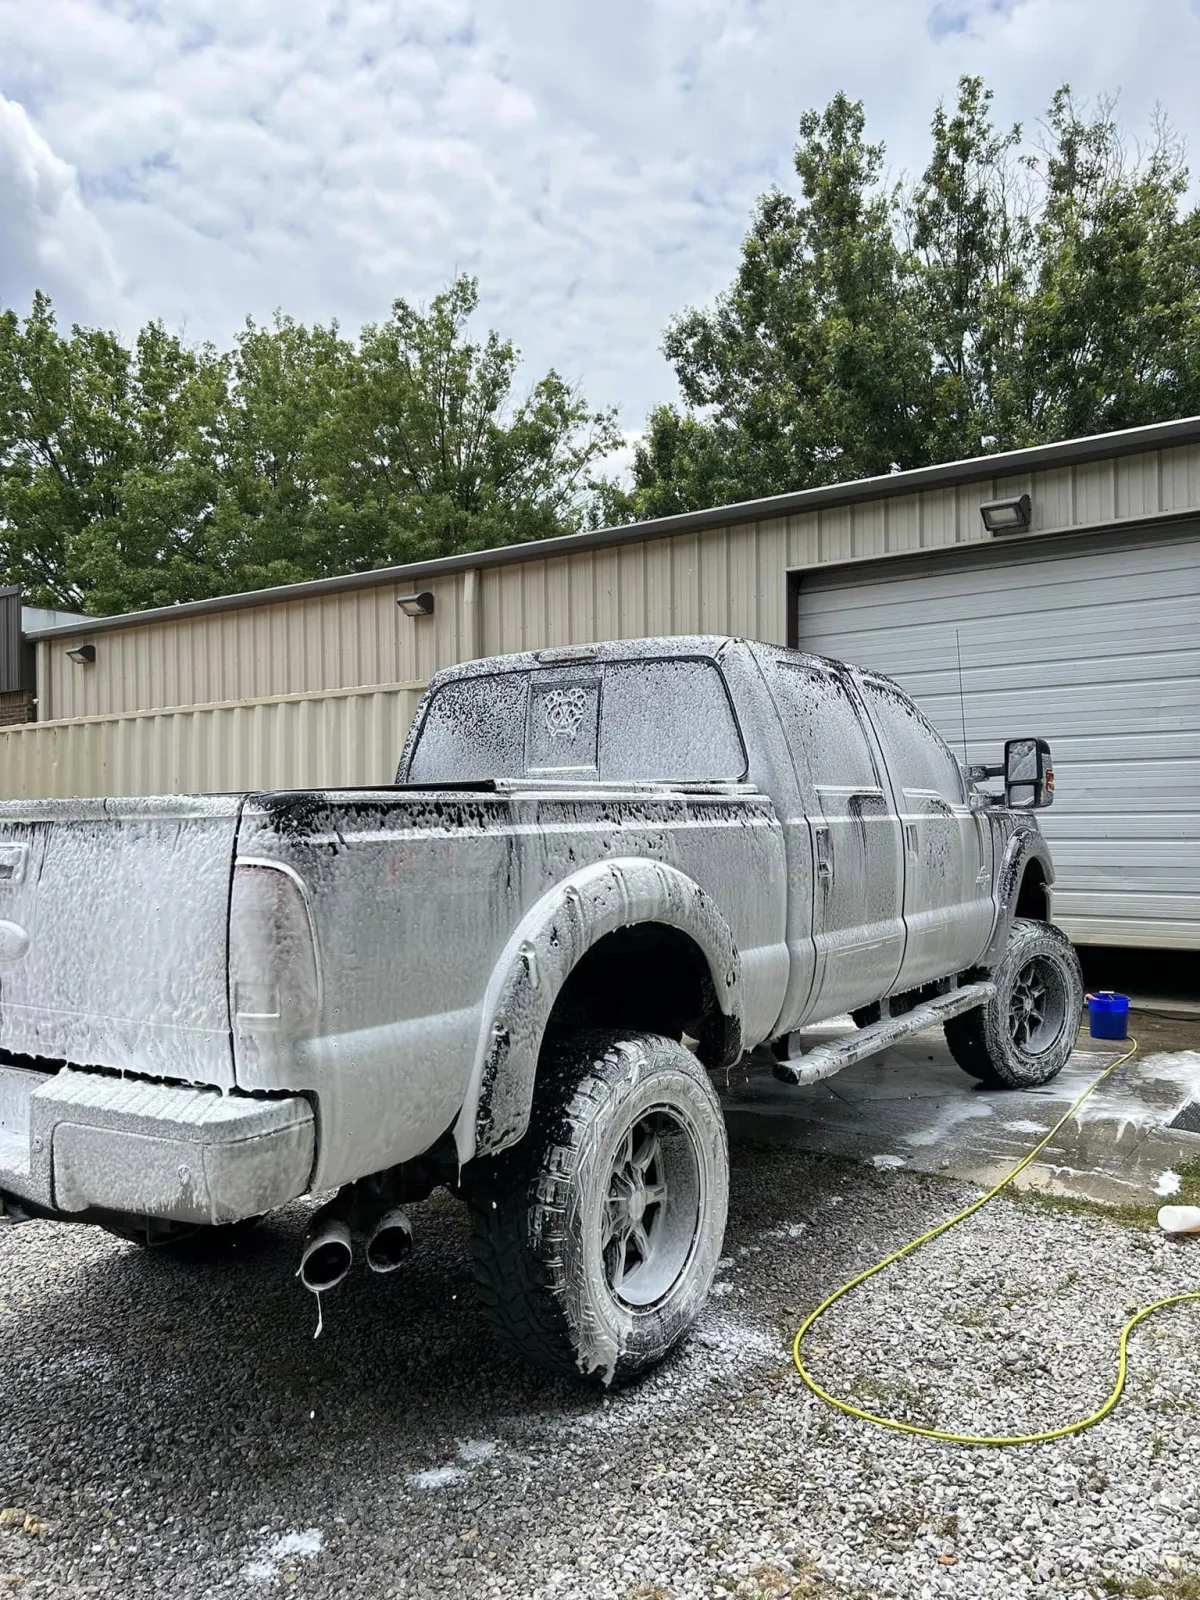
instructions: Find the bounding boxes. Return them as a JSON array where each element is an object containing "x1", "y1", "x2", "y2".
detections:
[{"x1": 0, "y1": 690, "x2": 33, "y2": 727}]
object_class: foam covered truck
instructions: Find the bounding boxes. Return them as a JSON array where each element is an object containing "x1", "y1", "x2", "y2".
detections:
[{"x1": 0, "y1": 637, "x2": 1083, "y2": 1383}]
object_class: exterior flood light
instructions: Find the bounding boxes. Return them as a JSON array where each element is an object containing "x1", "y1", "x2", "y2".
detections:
[
  {"x1": 65, "y1": 643, "x2": 96, "y2": 664},
  {"x1": 979, "y1": 494, "x2": 1032, "y2": 534},
  {"x1": 396, "y1": 590, "x2": 435, "y2": 617}
]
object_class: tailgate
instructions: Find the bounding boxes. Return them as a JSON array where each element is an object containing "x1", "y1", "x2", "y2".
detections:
[{"x1": 0, "y1": 795, "x2": 243, "y2": 1088}]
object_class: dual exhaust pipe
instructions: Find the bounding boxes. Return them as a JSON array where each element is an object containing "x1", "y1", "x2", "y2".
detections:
[{"x1": 298, "y1": 1201, "x2": 413, "y2": 1295}]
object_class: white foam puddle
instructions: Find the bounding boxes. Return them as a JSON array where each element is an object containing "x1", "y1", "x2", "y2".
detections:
[
  {"x1": 407, "y1": 1465, "x2": 466, "y2": 1491},
  {"x1": 406, "y1": 1438, "x2": 502, "y2": 1491},
  {"x1": 457, "y1": 1438, "x2": 498, "y2": 1464},
  {"x1": 903, "y1": 1097, "x2": 995, "y2": 1147},
  {"x1": 240, "y1": 1527, "x2": 324, "y2": 1583},
  {"x1": 1057, "y1": 1050, "x2": 1200, "y2": 1140},
  {"x1": 1004, "y1": 1120, "x2": 1046, "y2": 1135},
  {"x1": 1156, "y1": 1170, "x2": 1183, "y2": 1197},
  {"x1": 870, "y1": 1154, "x2": 905, "y2": 1170}
]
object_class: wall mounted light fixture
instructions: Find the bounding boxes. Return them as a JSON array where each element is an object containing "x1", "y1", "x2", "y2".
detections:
[
  {"x1": 65, "y1": 643, "x2": 97, "y2": 664},
  {"x1": 979, "y1": 494, "x2": 1032, "y2": 534},
  {"x1": 396, "y1": 590, "x2": 435, "y2": 617}
]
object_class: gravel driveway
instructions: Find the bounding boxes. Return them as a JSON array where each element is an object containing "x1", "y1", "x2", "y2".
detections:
[{"x1": 2, "y1": 1139, "x2": 1197, "y2": 1600}]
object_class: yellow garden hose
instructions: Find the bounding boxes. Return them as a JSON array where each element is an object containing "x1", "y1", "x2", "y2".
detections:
[{"x1": 792, "y1": 1038, "x2": 1200, "y2": 1445}]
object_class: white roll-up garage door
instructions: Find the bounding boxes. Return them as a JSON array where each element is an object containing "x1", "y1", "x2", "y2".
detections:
[{"x1": 792, "y1": 522, "x2": 1200, "y2": 949}]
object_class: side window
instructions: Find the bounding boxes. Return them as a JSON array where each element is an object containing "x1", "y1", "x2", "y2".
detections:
[
  {"x1": 599, "y1": 659, "x2": 746, "y2": 781},
  {"x1": 766, "y1": 662, "x2": 881, "y2": 790},
  {"x1": 406, "y1": 673, "x2": 528, "y2": 781},
  {"x1": 858, "y1": 677, "x2": 965, "y2": 803}
]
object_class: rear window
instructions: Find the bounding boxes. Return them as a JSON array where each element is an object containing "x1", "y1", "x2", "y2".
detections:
[
  {"x1": 599, "y1": 659, "x2": 745, "y2": 781},
  {"x1": 407, "y1": 657, "x2": 745, "y2": 783}
]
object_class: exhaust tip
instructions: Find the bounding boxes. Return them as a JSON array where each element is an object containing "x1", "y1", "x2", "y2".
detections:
[
  {"x1": 364, "y1": 1207, "x2": 413, "y2": 1274},
  {"x1": 299, "y1": 1217, "x2": 353, "y2": 1293}
]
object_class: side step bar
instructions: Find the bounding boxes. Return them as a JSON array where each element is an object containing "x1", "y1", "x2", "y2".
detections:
[{"x1": 772, "y1": 981, "x2": 996, "y2": 1087}]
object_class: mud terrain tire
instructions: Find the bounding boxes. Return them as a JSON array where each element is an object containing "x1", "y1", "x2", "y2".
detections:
[
  {"x1": 945, "y1": 918, "x2": 1084, "y2": 1089},
  {"x1": 469, "y1": 1030, "x2": 728, "y2": 1385}
]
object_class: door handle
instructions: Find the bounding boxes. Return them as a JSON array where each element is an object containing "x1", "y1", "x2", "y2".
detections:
[
  {"x1": 904, "y1": 823, "x2": 919, "y2": 855},
  {"x1": 814, "y1": 825, "x2": 832, "y2": 882}
]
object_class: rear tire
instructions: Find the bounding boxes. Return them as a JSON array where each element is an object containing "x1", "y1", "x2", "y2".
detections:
[
  {"x1": 945, "y1": 919, "x2": 1084, "y2": 1089},
  {"x1": 469, "y1": 1030, "x2": 728, "y2": 1386}
]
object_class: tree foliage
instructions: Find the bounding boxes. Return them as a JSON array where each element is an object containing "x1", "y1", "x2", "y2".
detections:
[
  {"x1": 0, "y1": 278, "x2": 620, "y2": 614},
  {"x1": 610, "y1": 79, "x2": 1200, "y2": 520}
]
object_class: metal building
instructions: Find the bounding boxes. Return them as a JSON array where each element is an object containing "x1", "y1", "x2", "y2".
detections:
[{"x1": 3, "y1": 418, "x2": 1198, "y2": 950}]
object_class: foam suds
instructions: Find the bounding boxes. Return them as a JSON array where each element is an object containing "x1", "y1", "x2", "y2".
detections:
[
  {"x1": 407, "y1": 1465, "x2": 466, "y2": 1491},
  {"x1": 240, "y1": 1527, "x2": 324, "y2": 1583},
  {"x1": 903, "y1": 1097, "x2": 995, "y2": 1148}
]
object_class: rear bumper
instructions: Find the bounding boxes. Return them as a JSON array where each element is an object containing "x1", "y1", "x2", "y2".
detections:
[{"x1": 0, "y1": 1065, "x2": 314, "y2": 1226}]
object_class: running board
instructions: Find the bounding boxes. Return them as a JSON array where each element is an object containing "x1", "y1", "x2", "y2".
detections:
[{"x1": 772, "y1": 982, "x2": 996, "y2": 1087}]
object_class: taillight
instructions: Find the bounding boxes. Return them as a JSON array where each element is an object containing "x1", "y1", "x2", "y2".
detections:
[{"x1": 229, "y1": 861, "x2": 320, "y2": 1041}]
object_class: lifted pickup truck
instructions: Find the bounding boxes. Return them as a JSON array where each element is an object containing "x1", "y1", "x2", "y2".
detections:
[{"x1": 0, "y1": 637, "x2": 1082, "y2": 1383}]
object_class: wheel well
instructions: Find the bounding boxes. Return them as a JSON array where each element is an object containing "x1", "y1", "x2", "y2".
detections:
[
  {"x1": 545, "y1": 922, "x2": 730, "y2": 1066},
  {"x1": 1015, "y1": 859, "x2": 1049, "y2": 921}
]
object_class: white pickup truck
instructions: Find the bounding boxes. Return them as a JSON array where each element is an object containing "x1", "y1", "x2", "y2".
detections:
[{"x1": 0, "y1": 636, "x2": 1082, "y2": 1383}]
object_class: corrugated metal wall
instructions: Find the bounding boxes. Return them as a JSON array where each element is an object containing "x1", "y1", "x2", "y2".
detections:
[
  {"x1": 35, "y1": 578, "x2": 472, "y2": 722},
  {"x1": 0, "y1": 681, "x2": 426, "y2": 800},
  {"x1": 35, "y1": 441, "x2": 1200, "y2": 724}
]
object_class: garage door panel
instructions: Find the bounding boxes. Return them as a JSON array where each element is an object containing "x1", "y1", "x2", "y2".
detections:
[
  {"x1": 804, "y1": 603, "x2": 1200, "y2": 676},
  {"x1": 1049, "y1": 839, "x2": 1200, "y2": 886},
  {"x1": 1058, "y1": 814, "x2": 1200, "y2": 840},
  {"x1": 902, "y1": 650, "x2": 1200, "y2": 705},
  {"x1": 793, "y1": 524, "x2": 1200, "y2": 947},
  {"x1": 807, "y1": 533, "x2": 1199, "y2": 611}
]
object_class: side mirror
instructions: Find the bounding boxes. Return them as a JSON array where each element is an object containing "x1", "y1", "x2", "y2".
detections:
[{"x1": 1004, "y1": 738, "x2": 1054, "y2": 810}]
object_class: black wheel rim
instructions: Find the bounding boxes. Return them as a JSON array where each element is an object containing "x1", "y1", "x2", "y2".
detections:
[
  {"x1": 1008, "y1": 954, "x2": 1068, "y2": 1055},
  {"x1": 602, "y1": 1107, "x2": 702, "y2": 1309}
]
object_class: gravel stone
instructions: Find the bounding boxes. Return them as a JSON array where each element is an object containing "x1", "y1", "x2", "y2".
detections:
[{"x1": 1, "y1": 1144, "x2": 1197, "y2": 1598}]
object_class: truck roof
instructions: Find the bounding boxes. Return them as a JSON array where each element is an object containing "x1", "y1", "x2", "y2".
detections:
[{"x1": 429, "y1": 635, "x2": 834, "y2": 685}]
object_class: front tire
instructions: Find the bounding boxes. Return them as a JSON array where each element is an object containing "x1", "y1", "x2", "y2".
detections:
[
  {"x1": 469, "y1": 1030, "x2": 729, "y2": 1385},
  {"x1": 945, "y1": 918, "x2": 1084, "y2": 1089}
]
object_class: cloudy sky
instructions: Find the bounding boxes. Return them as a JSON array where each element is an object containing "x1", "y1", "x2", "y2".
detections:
[{"x1": 3, "y1": 0, "x2": 1200, "y2": 455}]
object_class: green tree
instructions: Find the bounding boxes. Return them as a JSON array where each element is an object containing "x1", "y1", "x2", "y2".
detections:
[
  {"x1": 0, "y1": 293, "x2": 224, "y2": 612},
  {"x1": 0, "y1": 276, "x2": 620, "y2": 614},
  {"x1": 324, "y1": 277, "x2": 620, "y2": 566},
  {"x1": 622, "y1": 79, "x2": 1200, "y2": 517}
]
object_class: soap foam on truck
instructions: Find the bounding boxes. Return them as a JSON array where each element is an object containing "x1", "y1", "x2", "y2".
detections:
[{"x1": 0, "y1": 636, "x2": 1079, "y2": 1384}]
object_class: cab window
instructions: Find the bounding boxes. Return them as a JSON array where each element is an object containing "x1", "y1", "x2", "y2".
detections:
[
  {"x1": 858, "y1": 677, "x2": 965, "y2": 803},
  {"x1": 406, "y1": 672, "x2": 527, "y2": 781},
  {"x1": 765, "y1": 661, "x2": 881, "y2": 790}
]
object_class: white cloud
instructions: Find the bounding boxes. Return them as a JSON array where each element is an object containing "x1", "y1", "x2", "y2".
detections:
[
  {"x1": 2, "y1": 0, "x2": 1199, "y2": 422},
  {"x1": 0, "y1": 94, "x2": 125, "y2": 324}
]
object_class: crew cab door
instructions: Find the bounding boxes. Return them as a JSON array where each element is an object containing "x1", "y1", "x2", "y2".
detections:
[
  {"x1": 855, "y1": 673, "x2": 993, "y2": 990},
  {"x1": 760, "y1": 657, "x2": 905, "y2": 1024}
]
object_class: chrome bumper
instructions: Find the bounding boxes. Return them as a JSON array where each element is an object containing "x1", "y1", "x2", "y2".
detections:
[{"x1": 0, "y1": 1065, "x2": 314, "y2": 1225}]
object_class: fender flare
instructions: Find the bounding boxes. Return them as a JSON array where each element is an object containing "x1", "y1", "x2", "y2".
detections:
[
  {"x1": 982, "y1": 826, "x2": 1056, "y2": 966},
  {"x1": 455, "y1": 857, "x2": 743, "y2": 1164}
]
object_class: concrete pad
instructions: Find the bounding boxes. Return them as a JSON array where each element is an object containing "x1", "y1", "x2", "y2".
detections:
[{"x1": 720, "y1": 1008, "x2": 1200, "y2": 1206}]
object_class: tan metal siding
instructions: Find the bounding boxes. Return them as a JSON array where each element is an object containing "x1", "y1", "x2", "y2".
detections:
[
  {"x1": 29, "y1": 441, "x2": 1200, "y2": 725},
  {"x1": 37, "y1": 577, "x2": 468, "y2": 722},
  {"x1": 0, "y1": 681, "x2": 426, "y2": 800}
]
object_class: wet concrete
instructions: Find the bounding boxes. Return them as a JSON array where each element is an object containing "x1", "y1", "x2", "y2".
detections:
[{"x1": 720, "y1": 1006, "x2": 1200, "y2": 1206}]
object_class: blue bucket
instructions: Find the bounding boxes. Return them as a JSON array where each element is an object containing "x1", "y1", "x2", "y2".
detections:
[{"x1": 1087, "y1": 991, "x2": 1130, "y2": 1040}]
